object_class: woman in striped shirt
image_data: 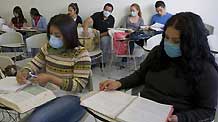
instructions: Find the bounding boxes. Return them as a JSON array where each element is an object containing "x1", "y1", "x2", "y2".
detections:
[{"x1": 16, "y1": 14, "x2": 91, "y2": 122}]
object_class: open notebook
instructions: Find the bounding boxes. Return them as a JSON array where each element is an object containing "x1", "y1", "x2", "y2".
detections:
[
  {"x1": 150, "y1": 23, "x2": 164, "y2": 31},
  {"x1": 81, "y1": 91, "x2": 173, "y2": 122}
]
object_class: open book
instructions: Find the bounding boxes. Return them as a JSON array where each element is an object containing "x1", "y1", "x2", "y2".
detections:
[
  {"x1": 150, "y1": 23, "x2": 164, "y2": 31},
  {"x1": 0, "y1": 77, "x2": 31, "y2": 93},
  {"x1": 81, "y1": 91, "x2": 173, "y2": 122},
  {"x1": 0, "y1": 77, "x2": 56, "y2": 113}
]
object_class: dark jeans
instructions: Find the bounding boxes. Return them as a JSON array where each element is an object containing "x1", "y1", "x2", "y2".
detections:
[{"x1": 27, "y1": 95, "x2": 86, "y2": 122}]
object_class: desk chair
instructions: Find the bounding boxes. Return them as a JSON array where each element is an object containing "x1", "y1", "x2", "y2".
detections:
[
  {"x1": 109, "y1": 30, "x2": 138, "y2": 71},
  {"x1": 16, "y1": 33, "x2": 48, "y2": 68},
  {"x1": 143, "y1": 34, "x2": 162, "y2": 52},
  {"x1": 0, "y1": 32, "x2": 24, "y2": 62},
  {"x1": 205, "y1": 23, "x2": 214, "y2": 35},
  {"x1": 0, "y1": 56, "x2": 15, "y2": 70},
  {"x1": 78, "y1": 28, "x2": 104, "y2": 71},
  {"x1": 207, "y1": 35, "x2": 218, "y2": 55}
]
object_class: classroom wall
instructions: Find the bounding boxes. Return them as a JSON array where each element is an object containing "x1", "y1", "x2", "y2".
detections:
[{"x1": 0, "y1": 0, "x2": 217, "y2": 36}]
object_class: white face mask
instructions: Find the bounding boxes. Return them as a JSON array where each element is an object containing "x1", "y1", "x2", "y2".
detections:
[
  {"x1": 131, "y1": 11, "x2": 137, "y2": 17},
  {"x1": 103, "y1": 11, "x2": 111, "y2": 17}
]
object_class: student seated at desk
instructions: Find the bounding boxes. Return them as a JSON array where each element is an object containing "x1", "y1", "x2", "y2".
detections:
[
  {"x1": 16, "y1": 14, "x2": 91, "y2": 122},
  {"x1": 99, "y1": 12, "x2": 218, "y2": 122},
  {"x1": 151, "y1": 1, "x2": 172, "y2": 25},
  {"x1": 83, "y1": 3, "x2": 115, "y2": 67},
  {"x1": 68, "y1": 3, "x2": 82, "y2": 26},
  {"x1": 121, "y1": 3, "x2": 144, "y2": 50},
  {"x1": 30, "y1": 8, "x2": 47, "y2": 32},
  {"x1": 10, "y1": 6, "x2": 28, "y2": 29}
]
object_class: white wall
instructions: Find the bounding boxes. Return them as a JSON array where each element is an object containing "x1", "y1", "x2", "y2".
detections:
[{"x1": 0, "y1": 0, "x2": 217, "y2": 36}]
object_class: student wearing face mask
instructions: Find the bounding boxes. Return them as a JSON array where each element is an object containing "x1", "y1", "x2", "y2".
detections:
[
  {"x1": 68, "y1": 3, "x2": 82, "y2": 26},
  {"x1": 10, "y1": 6, "x2": 28, "y2": 29},
  {"x1": 151, "y1": 1, "x2": 172, "y2": 25},
  {"x1": 100, "y1": 12, "x2": 218, "y2": 122},
  {"x1": 83, "y1": 3, "x2": 115, "y2": 67},
  {"x1": 16, "y1": 14, "x2": 91, "y2": 122},
  {"x1": 120, "y1": 3, "x2": 144, "y2": 67}
]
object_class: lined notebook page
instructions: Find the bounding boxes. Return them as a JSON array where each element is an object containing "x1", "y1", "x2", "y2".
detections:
[
  {"x1": 81, "y1": 91, "x2": 136, "y2": 119},
  {"x1": 117, "y1": 97, "x2": 173, "y2": 122}
]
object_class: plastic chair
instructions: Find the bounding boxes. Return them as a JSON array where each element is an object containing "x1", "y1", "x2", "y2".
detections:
[
  {"x1": 143, "y1": 34, "x2": 162, "y2": 52},
  {"x1": 207, "y1": 35, "x2": 218, "y2": 55},
  {"x1": 16, "y1": 33, "x2": 48, "y2": 68},
  {"x1": 108, "y1": 29, "x2": 138, "y2": 70},
  {"x1": 0, "y1": 32, "x2": 23, "y2": 45},
  {"x1": 78, "y1": 28, "x2": 104, "y2": 71},
  {"x1": 0, "y1": 32, "x2": 24, "y2": 61},
  {"x1": 0, "y1": 56, "x2": 15, "y2": 70},
  {"x1": 205, "y1": 23, "x2": 214, "y2": 35}
]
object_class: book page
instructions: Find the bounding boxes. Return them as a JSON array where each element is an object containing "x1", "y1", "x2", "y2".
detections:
[
  {"x1": 150, "y1": 23, "x2": 164, "y2": 31},
  {"x1": 0, "y1": 85, "x2": 56, "y2": 113},
  {"x1": 81, "y1": 91, "x2": 136, "y2": 119},
  {"x1": 117, "y1": 97, "x2": 173, "y2": 122},
  {"x1": 0, "y1": 77, "x2": 30, "y2": 93}
]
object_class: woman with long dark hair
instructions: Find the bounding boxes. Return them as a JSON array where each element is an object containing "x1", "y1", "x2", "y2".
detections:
[
  {"x1": 10, "y1": 6, "x2": 28, "y2": 29},
  {"x1": 16, "y1": 14, "x2": 91, "y2": 122},
  {"x1": 100, "y1": 12, "x2": 218, "y2": 122}
]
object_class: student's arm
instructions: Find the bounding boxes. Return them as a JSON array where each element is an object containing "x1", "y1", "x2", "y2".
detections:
[
  {"x1": 175, "y1": 64, "x2": 218, "y2": 122},
  {"x1": 23, "y1": 44, "x2": 47, "y2": 73},
  {"x1": 23, "y1": 18, "x2": 30, "y2": 27},
  {"x1": 83, "y1": 17, "x2": 93, "y2": 34},
  {"x1": 31, "y1": 19, "x2": 34, "y2": 27},
  {"x1": 16, "y1": 44, "x2": 47, "y2": 84},
  {"x1": 38, "y1": 17, "x2": 47, "y2": 32},
  {"x1": 139, "y1": 18, "x2": 144, "y2": 26},
  {"x1": 150, "y1": 15, "x2": 155, "y2": 25},
  {"x1": 118, "y1": 46, "x2": 160, "y2": 89}
]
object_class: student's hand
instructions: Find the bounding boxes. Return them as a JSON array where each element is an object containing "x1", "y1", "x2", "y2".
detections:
[
  {"x1": 99, "y1": 80, "x2": 122, "y2": 91},
  {"x1": 32, "y1": 73, "x2": 52, "y2": 86},
  {"x1": 168, "y1": 115, "x2": 178, "y2": 122},
  {"x1": 82, "y1": 30, "x2": 89, "y2": 37},
  {"x1": 16, "y1": 69, "x2": 29, "y2": 85},
  {"x1": 144, "y1": 25, "x2": 150, "y2": 30}
]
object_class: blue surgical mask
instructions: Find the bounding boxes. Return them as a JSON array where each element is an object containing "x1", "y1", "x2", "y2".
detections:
[
  {"x1": 103, "y1": 11, "x2": 111, "y2": 17},
  {"x1": 131, "y1": 11, "x2": 137, "y2": 17},
  {"x1": 49, "y1": 35, "x2": 63, "y2": 49},
  {"x1": 164, "y1": 39, "x2": 181, "y2": 58}
]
